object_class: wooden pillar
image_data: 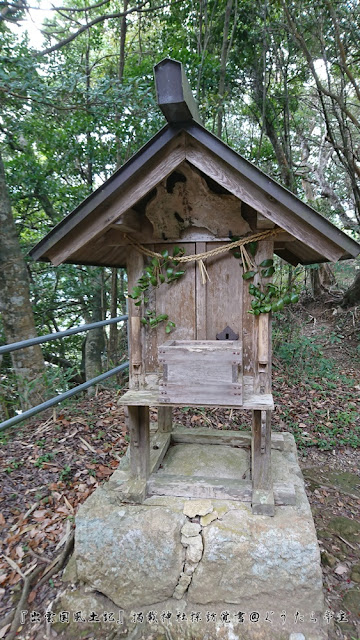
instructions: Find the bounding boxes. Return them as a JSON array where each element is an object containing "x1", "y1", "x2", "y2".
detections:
[
  {"x1": 251, "y1": 409, "x2": 274, "y2": 515},
  {"x1": 127, "y1": 251, "x2": 144, "y2": 390},
  {"x1": 157, "y1": 406, "x2": 172, "y2": 433},
  {"x1": 128, "y1": 405, "x2": 150, "y2": 483}
]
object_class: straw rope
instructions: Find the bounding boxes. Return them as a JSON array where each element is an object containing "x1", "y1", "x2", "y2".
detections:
[{"x1": 124, "y1": 227, "x2": 281, "y2": 264}]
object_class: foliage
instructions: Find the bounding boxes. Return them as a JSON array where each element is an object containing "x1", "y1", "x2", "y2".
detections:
[
  {"x1": 128, "y1": 247, "x2": 186, "y2": 332},
  {"x1": 273, "y1": 322, "x2": 359, "y2": 451}
]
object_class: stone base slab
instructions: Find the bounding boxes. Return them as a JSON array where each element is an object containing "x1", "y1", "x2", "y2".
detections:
[{"x1": 56, "y1": 433, "x2": 328, "y2": 640}]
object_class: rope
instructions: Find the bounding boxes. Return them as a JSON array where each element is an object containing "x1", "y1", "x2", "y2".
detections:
[{"x1": 124, "y1": 228, "x2": 281, "y2": 264}]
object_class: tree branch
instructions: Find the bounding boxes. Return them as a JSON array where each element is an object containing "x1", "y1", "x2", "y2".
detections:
[{"x1": 36, "y1": 1, "x2": 173, "y2": 56}]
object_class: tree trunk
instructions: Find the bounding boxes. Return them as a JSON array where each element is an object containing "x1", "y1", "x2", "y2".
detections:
[
  {"x1": 108, "y1": 267, "x2": 118, "y2": 366},
  {"x1": 84, "y1": 281, "x2": 105, "y2": 395},
  {"x1": 342, "y1": 270, "x2": 360, "y2": 307},
  {"x1": 0, "y1": 151, "x2": 46, "y2": 410},
  {"x1": 310, "y1": 264, "x2": 336, "y2": 297},
  {"x1": 216, "y1": 0, "x2": 234, "y2": 138}
]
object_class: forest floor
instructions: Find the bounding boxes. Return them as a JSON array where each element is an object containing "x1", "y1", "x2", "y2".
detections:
[{"x1": 0, "y1": 296, "x2": 359, "y2": 640}]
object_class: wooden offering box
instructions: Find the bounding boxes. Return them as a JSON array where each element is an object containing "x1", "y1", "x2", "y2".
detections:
[{"x1": 158, "y1": 340, "x2": 242, "y2": 406}]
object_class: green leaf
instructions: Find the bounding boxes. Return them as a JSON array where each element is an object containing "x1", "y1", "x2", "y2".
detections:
[
  {"x1": 157, "y1": 314, "x2": 168, "y2": 321},
  {"x1": 242, "y1": 270, "x2": 257, "y2": 280},
  {"x1": 261, "y1": 266, "x2": 275, "y2": 278},
  {"x1": 140, "y1": 318, "x2": 148, "y2": 325},
  {"x1": 290, "y1": 293, "x2": 299, "y2": 303},
  {"x1": 283, "y1": 293, "x2": 291, "y2": 304},
  {"x1": 251, "y1": 299, "x2": 260, "y2": 309},
  {"x1": 150, "y1": 276, "x2": 158, "y2": 286},
  {"x1": 134, "y1": 300, "x2": 142, "y2": 306},
  {"x1": 248, "y1": 241, "x2": 258, "y2": 256},
  {"x1": 161, "y1": 249, "x2": 169, "y2": 258},
  {"x1": 274, "y1": 299, "x2": 284, "y2": 311},
  {"x1": 166, "y1": 268, "x2": 174, "y2": 278},
  {"x1": 159, "y1": 274, "x2": 165, "y2": 283},
  {"x1": 261, "y1": 304, "x2": 272, "y2": 313},
  {"x1": 259, "y1": 258, "x2": 274, "y2": 268},
  {"x1": 231, "y1": 250, "x2": 241, "y2": 259}
]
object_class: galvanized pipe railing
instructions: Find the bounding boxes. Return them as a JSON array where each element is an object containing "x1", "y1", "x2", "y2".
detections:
[
  {"x1": 0, "y1": 315, "x2": 129, "y2": 432},
  {"x1": 0, "y1": 315, "x2": 128, "y2": 355}
]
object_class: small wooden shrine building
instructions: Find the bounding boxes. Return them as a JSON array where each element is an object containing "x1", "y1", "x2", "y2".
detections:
[{"x1": 31, "y1": 59, "x2": 360, "y2": 515}]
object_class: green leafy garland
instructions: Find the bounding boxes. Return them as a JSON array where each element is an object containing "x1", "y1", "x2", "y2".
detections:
[
  {"x1": 230, "y1": 237, "x2": 299, "y2": 315},
  {"x1": 128, "y1": 238, "x2": 300, "y2": 331},
  {"x1": 128, "y1": 247, "x2": 185, "y2": 333}
]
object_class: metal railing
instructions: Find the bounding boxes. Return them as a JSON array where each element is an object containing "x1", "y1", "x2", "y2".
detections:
[{"x1": 0, "y1": 315, "x2": 129, "y2": 432}]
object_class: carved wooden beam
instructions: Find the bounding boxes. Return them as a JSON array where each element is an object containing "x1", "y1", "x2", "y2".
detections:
[{"x1": 154, "y1": 58, "x2": 201, "y2": 124}]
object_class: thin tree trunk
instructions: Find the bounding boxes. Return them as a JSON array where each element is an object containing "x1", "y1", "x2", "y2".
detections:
[
  {"x1": 310, "y1": 264, "x2": 336, "y2": 297},
  {"x1": 84, "y1": 284, "x2": 105, "y2": 395},
  {"x1": 216, "y1": 0, "x2": 234, "y2": 138},
  {"x1": 108, "y1": 268, "x2": 118, "y2": 366},
  {"x1": 0, "y1": 151, "x2": 46, "y2": 410}
]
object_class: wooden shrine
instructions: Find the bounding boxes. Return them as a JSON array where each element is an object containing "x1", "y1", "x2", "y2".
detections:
[{"x1": 31, "y1": 58, "x2": 360, "y2": 516}]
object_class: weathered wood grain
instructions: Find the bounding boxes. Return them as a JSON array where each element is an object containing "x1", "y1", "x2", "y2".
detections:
[
  {"x1": 252, "y1": 410, "x2": 272, "y2": 491},
  {"x1": 204, "y1": 243, "x2": 243, "y2": 342},
  {"x1": 253, "y1": 239, "x2": 273, "y2": 394},
  {"x1": 149, "y1": 431, "x2": 171, "y2": 473},
  {"x1": 147, "y1": 474, "x2": 253, "y2": 501},
  {"x1": 186, "y1": 140, "x2": 344, "y2": 262},
  {"x1": 157, "y1": 406, "x2": 173, "y2": 433},
  {"x1": 158, "y1": 339, "x2": 242, "y2": 405},
  {"x1": 256, "y1": 212, "x2": 275, "y2": 229},
  {"x1": 117, "y1": 384, "x2": 274, "y2": 410},
  {"x1": 159, "y1": 381, "x2": 242, "y2": 406},
  {"x1": 171, "y1": 426, "x2": 284, "y2": 450},
  {"x1": 144, "y1": 161, "x2": 250, "y2": 240},
  {"x1": 195, "y1": 242, "x2": 207, "y2": 339},
  {"x1": 144, "y1": 242, "x2": 196, "y2": 374},
  {"x1": 128, "y1": 405, "x2": 150, "y2": 481},
  {"x1": 127, "y1": 251, "x2": 144, "y2": 389},
  {"x1": 48, "y1": 137, "x2": 187, "y2": 266},
  {"x1": 147, "y1": 473, "x2": 295, "y2": 506}
]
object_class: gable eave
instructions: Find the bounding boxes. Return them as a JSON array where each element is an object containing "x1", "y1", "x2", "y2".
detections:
[
  {"x1": 30, "y1": 120, "x2": 360, "y2": 267},
  {"x1": 183, "y1": 122, "x2": 360, "y2": 261},
  {"x1": 29, "y1": 123, "x2": 181, "y2": 262}
]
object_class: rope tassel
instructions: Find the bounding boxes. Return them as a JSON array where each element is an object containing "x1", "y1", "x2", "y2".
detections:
[{"x1": 198, "y1": 258, "x2": 211, "y2": 284}]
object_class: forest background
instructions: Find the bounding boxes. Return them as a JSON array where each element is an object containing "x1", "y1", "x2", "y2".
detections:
[{"x1": 0, "y1": 0, "x2": 359, "y2": 419}]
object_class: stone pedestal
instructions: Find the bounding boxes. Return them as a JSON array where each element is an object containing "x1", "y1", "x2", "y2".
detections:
[{"x1": 57, "y1": 433, "x2": 327, "y2": 640}]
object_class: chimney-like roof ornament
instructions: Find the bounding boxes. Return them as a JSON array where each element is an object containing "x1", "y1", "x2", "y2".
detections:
[{"x1": 154, "y1": 58, "x2": 202, "y2": 125}]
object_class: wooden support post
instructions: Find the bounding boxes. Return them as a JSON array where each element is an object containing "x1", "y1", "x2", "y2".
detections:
[
  {"x1": 251, "y1": 409, "x2": 274, "y2": 516},
  {"x1": 127, "y1": 251, "x2": 144, "y2": 390},
  {"x1": 157, "y1": 406, "x2": 173, "y2": 433},
  {"x1": 128, "y1": 405, "x2": 150, "y2": 484}
]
